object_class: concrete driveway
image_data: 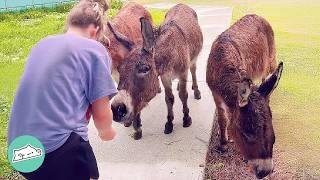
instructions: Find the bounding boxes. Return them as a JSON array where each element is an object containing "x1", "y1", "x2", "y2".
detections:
[{"x1": 88, "y1": 4, "x2": 232, "y2": 180}]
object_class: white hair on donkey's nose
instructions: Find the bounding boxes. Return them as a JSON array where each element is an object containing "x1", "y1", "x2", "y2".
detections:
[
  {"x1": 112, "y1": 90, "x2": 133, "y2": 114},
  {"x1": 249, "y1": 158, "x2": 274, "y2": 179}
]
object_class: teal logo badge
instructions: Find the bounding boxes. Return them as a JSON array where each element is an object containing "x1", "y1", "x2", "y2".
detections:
[{"x1": 8, "y1": 135, "x2": 45, "y2": 173}]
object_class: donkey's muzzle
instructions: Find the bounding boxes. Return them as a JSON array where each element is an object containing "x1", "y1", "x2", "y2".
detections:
[
  {"x1": 111, "y1": 103, "x2": 127, "y2": 122},
  {"x1": 256, "y1": 169, "x2": 272, "y2": 179},
  {"x1": 250, "y1": 158, "x2": 274, "y2": 179}
]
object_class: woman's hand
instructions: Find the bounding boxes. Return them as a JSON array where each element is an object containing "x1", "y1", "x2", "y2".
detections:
[
  {"x1": 91, "y1": 96, "x2": 116, "y2": 141},
  {"x1": 98, "y1": 127, "x2": 116, "y2": 141}
]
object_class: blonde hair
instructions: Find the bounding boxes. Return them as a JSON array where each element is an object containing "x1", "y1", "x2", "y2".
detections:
[{"x1": 65, "y1": 0, "x2": 109, "y2": 43}]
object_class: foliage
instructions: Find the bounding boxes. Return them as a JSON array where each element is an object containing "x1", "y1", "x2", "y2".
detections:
[{"x1": 110, "y1": 0, "x2": 124, "y2": 10}]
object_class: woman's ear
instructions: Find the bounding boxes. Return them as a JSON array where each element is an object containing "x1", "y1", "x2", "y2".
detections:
[{"x1": 88, "y1": 25, "x2": 100, "y2": 40}]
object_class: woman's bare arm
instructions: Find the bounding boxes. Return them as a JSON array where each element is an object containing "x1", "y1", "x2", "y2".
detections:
[{"x1": 91, "y1": 97, "x2": 116, "y2": 141}]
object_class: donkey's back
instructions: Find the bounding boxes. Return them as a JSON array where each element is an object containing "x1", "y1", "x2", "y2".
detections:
[
  {"x1": 112, "y1": 2, "x2": 152, "y2": 44},
  {"x1": 162, "y1": 4, "x2": 203, "y2": 60},
  {"x1": 207, "y1": 14, "x2": 276, "y2": 88}
]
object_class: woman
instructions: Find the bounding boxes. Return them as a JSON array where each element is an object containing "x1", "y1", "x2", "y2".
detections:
[{"x1": 7, "y1": 0, "x2": 116, "y2": 179}]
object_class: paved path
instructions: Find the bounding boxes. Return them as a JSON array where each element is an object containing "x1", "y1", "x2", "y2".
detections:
[{"x1": 88, "y1": 4, "x2": 232, "y2": 180}]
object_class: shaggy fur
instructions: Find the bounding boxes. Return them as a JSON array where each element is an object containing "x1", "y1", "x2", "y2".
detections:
[{"x1": 206, "y1": 14, "x2": 283, "y2": 179}]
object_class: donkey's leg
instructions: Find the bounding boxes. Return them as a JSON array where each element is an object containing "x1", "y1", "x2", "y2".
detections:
[
  {"x1": 161, "y1": 75, "x2": 175, "y2": 134},
  {"x1": 133, "y1": 113, "x2": 142, "y2": 140},
  {"x1": 178, "y1": 72, "x2": 192, "y2": 128},
  {"x1": 190, "y1": 62, "x2": 201, "y2": 100},
  {"x1": 213, "y1": 94, "x2": 229, "y2": 152},
  {"x1": 226, "y1": 110, "x2": 234, "y2": 143}
]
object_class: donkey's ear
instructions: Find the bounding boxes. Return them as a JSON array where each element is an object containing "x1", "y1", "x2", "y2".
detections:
[
  {"x1": 258, "y1": 62, "x2": 284, "y2": 97},
  {"x1": 140, "y1": 17, "x2": 154, "y2": 53},
  {"x1": 107, "y1": 22, "x2": 134, "y2": 51},
  {"x1": 238, "y1": 78, "x2": 253, "y2": 107}
]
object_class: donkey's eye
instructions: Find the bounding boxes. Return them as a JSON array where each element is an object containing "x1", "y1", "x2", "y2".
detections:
[{"x1": 136, "y1": 64, "x2": 151, "y2": 77}]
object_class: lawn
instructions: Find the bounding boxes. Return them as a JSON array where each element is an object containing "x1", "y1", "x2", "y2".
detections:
[{"x1": 0, "y1": 0, "x2": 319, "y2": 178}]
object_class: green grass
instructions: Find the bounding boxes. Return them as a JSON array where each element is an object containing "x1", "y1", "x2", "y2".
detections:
[
  {"x1": 0, "y1": 1, "x2": 123, "y2": 177},
  {"x1": 149, "y1": 8, "x2": 167, "y2": 26},
  {"x1": 247, "y1": 2, "x2": 320, "y2": 177},
  {"x1": 140, "y1": 0, "x2": 320, "y2": 177}
]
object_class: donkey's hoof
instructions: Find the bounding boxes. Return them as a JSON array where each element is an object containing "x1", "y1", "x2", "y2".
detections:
[
  {"x1": 133, "y1": 130, "x2": 142, "y2": 140},
  {"x1": 164, "y1": 122, "x2": 173, "y2": 134},
  {"x1": 194, "y1": 90, "x2": 201, "y2": 100},
  {"x1": 124, "y1": 121, "x2": 132, "y2": 127},
  {"x1": 183, "y1": 116, "x2": 192, "y2": 127}
]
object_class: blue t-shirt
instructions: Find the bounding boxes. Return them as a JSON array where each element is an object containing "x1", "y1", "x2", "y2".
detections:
[{"x1": 7, "y1": 33, "x2": 117, "y2": 153}]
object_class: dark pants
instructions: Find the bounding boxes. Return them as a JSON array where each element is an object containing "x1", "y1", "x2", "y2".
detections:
[{"x1": 21, "y1": 132, "x2": 99, "y2": 180}]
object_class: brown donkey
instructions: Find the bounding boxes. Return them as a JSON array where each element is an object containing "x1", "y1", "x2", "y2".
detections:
[
  {"x1": 102, "y1": 2, "x2": 153, "y2": 74},
  {"x1": 110, "y1": 4, "x2": 203, "y2": 140},
  {"x1": 206, "y1": 14, "x2": 283, "y2": 179}
]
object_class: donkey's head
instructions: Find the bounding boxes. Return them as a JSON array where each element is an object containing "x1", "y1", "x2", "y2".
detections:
[
  {"x1": 233, "y1": 62, "x2": 283, "y2": 179},
  {"x1": 110, "y1": 18, "x2": 159, "y2": 124}
]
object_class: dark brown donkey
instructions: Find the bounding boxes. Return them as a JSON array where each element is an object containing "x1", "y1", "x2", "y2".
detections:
[
  {"x1": 102, "y1": 2, "x2": 153, "y2": 74},
  {"x1": 110, "y1": 4, "x2": 203, "y2": 140},
  {"x1": 206, "y1": 14, "x2": 283, "y2": 179}
]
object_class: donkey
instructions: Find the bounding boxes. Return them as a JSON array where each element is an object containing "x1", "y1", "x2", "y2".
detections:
[
  {"x1": 102, "y1": 2, "x2": 153, "y2": 74},
  {"x1": 110, "y1": 4, "x2": 203, "y2": 140},
  {"x1": 206, "y1": 14, "x2": 283, "y2": 179}
]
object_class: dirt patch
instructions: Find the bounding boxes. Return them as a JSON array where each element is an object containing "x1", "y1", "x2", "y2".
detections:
[{"x1": 203, "y1": 113, "x2": 295, "y2": 180}]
